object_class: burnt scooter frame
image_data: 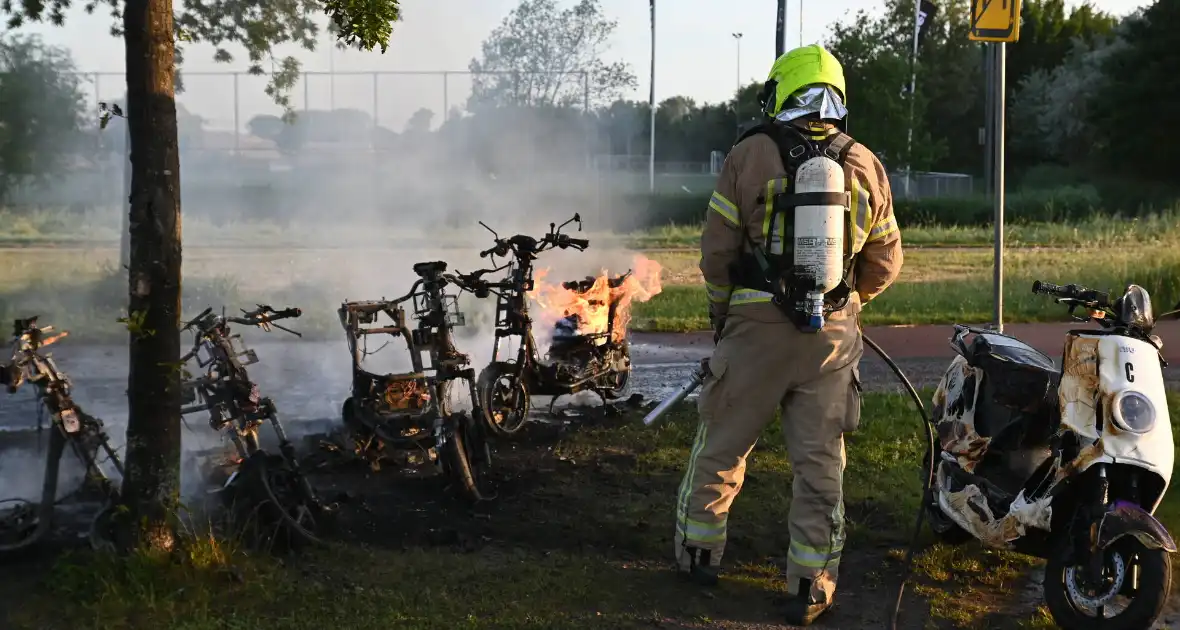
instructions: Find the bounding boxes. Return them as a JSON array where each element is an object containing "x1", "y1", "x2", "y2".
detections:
[
  {"x1": 0, "y1": 317, "x2": 123, "y2": 558},
  {"x1": 474, "y1": 214, "x2": 634, "y2": 437},
  {"x1": 179, "y1": 304, "x2": 330, "y2": 548},
  {"x1": 338, "y1": 261, "x2": 495, "y2": 501}
]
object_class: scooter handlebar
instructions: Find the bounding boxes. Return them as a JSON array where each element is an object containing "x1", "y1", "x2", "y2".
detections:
[{"x1": 1032, "y1": 280, "x2": 1111, "y2": 307}]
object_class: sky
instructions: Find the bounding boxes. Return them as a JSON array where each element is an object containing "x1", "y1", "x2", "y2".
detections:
[{"x1": 12, "y1": 0, "x2": 1151, "y2": 133}]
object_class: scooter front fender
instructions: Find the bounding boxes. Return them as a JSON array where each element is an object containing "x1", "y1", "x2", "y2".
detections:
[{"x1": 1097, "y1": 499, "x2": 1178, "y2": 553}]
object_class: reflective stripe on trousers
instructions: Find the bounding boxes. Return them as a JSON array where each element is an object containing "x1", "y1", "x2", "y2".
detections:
[{"x1": 672, "y1": 313, "x2": 861, "y2": 601}]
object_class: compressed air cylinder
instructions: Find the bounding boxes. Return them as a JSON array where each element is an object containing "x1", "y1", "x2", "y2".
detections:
[{"x1": 792, "y1": 155, "x2": 846, "y2": 332}]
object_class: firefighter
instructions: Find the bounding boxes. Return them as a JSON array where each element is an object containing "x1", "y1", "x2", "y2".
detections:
[{"x1": 673, "y1": 44, "x2": 903, "y2": 626}]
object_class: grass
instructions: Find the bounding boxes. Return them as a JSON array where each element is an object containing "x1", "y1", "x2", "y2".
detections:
[
  {"x1": 6, "y1": 392, "x2": 1179, "y2": 629},
  {"x1": 6, "y1": 204, "x2": 1180, "y2": 251},
  {"x1": 630, "y1": 246, "x2": 1180, "y2": 332},
  {"x1": 621, "y1": 210, "x2": 1180, "y2": 250}
]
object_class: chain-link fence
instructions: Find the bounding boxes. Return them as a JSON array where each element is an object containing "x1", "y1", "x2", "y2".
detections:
[
  {"x1": 78, "y1": 70, "x2": 594, "y2": 145},
  {"x1": 14, "y1": 71, "x2": 975, "y2": 215},
  {"x1": 889, "y1": 171, "x2": 976, "y2": 199}
]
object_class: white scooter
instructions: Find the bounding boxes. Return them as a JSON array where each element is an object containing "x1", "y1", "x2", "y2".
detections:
[{"x1": 926, "y1": 280, "x2": 1177, "y2": 629}]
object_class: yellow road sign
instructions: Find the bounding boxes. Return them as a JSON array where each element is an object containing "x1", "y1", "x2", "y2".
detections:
[{"x1": 970, "y1": 0, "x2": 1022, "y2": 42}]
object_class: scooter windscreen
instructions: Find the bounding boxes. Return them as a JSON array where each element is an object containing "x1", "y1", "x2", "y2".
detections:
[{"x1": 1118, "y1": 284, "x2": 1155, "y2": 332}]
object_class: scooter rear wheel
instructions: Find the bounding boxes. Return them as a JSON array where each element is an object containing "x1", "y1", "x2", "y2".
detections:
[
  {"x1": 1043, "y1": 537, "x2": 1171, "y2": 630},
  {"x1": 441, "y1": 412, "x2": 495, "y2": 502}
]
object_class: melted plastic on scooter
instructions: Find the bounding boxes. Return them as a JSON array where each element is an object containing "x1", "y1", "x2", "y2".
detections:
[{"x1": 967, "y1": 333, "x2": 1059, "y2": 421}]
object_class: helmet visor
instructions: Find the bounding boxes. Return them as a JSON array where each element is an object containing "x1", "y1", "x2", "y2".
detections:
[{"x1": 774, "y1": 85, "x2": 847, "y2": 124}]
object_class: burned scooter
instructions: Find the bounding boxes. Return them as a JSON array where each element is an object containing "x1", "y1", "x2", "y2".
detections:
[
  {"x1": 338, "y1": 261, "x2": 495, "y2": 501},
  {"x1": 180, "y1": 305, "x2": 331, "y2": 549},
  {"x1": 0, "y1": 317, "x2": 123, "y2": 558},
  {"x1": 926, "y1": 280, "x2": 1177, "y2": 629},
  {"x1": 473, "y1": 214, "x2": 636, "y2": 437}
]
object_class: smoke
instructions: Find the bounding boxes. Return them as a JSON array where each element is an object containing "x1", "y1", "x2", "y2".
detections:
[{"x1": 0, "y1": 4, "x2": 657, "y2": 512}]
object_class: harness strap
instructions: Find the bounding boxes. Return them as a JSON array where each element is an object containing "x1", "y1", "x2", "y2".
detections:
[
  {"x1": 730, "y1": 121, "x2": 864, "y2": 326},
  {"x1": 781, "y1": 191, "x2": 852, "y2": 207}
]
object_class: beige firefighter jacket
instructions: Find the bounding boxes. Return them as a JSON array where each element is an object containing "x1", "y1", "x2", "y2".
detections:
[{"x1": 700, "y1": 122, "x2": 904, "y2": 326}]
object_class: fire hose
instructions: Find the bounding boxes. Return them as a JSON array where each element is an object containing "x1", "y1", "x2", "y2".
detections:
[{"x1": 642, "y1": 329, "x2": 936, "y2": 630}]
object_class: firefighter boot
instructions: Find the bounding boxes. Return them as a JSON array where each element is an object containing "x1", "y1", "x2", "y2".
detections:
[
  {"x1": 677, "y1": 545, "x2": 719, "y2": 586},
  {"x1": 783, "y1": 578, "x2": 834, "y2": 626}
]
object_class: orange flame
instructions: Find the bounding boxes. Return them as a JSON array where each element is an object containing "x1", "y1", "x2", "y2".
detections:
[{"x1": 528, "y1": 254, "x2": 663, "y2": 342}]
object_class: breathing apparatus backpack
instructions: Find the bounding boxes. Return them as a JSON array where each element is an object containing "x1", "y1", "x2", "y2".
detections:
[{"x1": 728, "y1": 117, "x2": 860, "y2": 333}]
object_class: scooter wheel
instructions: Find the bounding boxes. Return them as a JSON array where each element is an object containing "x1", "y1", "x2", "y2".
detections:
[
  {"x1": 0, "y1": 499, "x2": 44, "y2": 560},
  {"x1": 88, "y1": 502, "x2": 118, "y2": 553},
  {"x1": 441, "y1": 413, "x2": 496, "y2": 502},
  {"x1": 1043, "y1": 537, "x2": 1171, "y2": 630},
  {"x1": 230, "y1": 451, "x2": 325, "y2": 552},
  {"x1": 477, "y1": 363, "x2": 530, "y2": 436},
  {"x1": 600, "y1": 343, "x2": 632, "y2": 400}
]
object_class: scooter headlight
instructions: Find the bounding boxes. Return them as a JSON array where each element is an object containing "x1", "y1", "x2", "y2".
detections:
[{"x1": 1112, "y1": 391, "x2": 1156, "y2": 434}]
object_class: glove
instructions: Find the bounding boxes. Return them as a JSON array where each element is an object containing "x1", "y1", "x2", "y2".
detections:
[{"x1": 712, "y1": 316, "x2": 727, "y2": 345}]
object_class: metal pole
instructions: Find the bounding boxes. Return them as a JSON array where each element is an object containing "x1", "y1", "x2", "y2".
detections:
[
  {"x1": 94, "y1": 73, "x2": 106, "y2": 204},
  {"x1": 983, "y1": 44, "x2": 994, "y2": 197},
  {"x1": 649, "y1": 0, "x2": 656, "y2": 193},
  {"x1": 904, "y1": 0, "x2": 922, "y2": 200},
  {"x1": 776, "y1": 0, "x2": 787, "y2": 57},
  {"x1": 443, "y1": 72, "x2": 449, "y2": 120},
  {"x1": 233, "y1": 72, "x2": 240, "y2": 153},
  {"x1": 993, "y1": 42, "x2": 1006, "y2": 332},
  {"x1": 584, "y1": 71, "x2": 591, "y2": 169},
  {"x1": 329, "y1": 43, "x2": 336, "y2": 112},
  {"x1": 733, "y1": 33, "x2": 742, "y2": 93},
  {"x1": 799, "y1": 0, "x2": 803, "y2": 45},
  {"x1": 372, "y1": 72, "x2": 378, "y2": 148},
  {"x1": 733, "y1": 32, "x2": 742, "y2": 132},
  {"x1": 303, "y1": 72, "x2": 309, "y2": 111}
]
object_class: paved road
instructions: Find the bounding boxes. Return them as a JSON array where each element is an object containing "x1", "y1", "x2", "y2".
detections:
[{"x1": 2, "y1": 320, "x2": 1175, "y2": 433}]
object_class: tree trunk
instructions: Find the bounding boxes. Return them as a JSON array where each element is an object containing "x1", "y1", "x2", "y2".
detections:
[{"x1": 117, "y1": 0, "x2": 183, "y2": 552}]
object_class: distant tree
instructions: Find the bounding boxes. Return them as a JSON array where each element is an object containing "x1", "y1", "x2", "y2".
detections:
[
  {"x1": 405, "y1": 107, "x2": 434, "y2": 134},
  {"x1": 1088, "y1": 4, "x2": 1175, "y2": 179},
  {"x1": 1010, "y1": 28, "x2": 1129, "y2": 168},
  {"x1": 825, "y1": 8, "x2": 941, "y2": 170},
  {"x1": 0, "y1": 34, "x2": 86, "y2": 200},
  {"x1": 596, "y1": 99, "x2": 647, "y2": 155},
  {"x1": 247, "y1": 113, "x2": 304, "y2": 153},
  {"x1": 1009, "y1": 0, "x2": 1118, "y2": 93},
  {"x1": 468, "y1": 0, "x2": 637, "y2": 110}
]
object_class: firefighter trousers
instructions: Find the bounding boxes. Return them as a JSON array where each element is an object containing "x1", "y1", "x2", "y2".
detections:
[{"x1": 673, "y1": 310, "x2": 863, "y2": 604}]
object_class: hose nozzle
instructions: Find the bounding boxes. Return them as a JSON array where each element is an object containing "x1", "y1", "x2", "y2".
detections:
[{"x1": 642, "y1": 360, "x2": 708, "y2": 426}]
